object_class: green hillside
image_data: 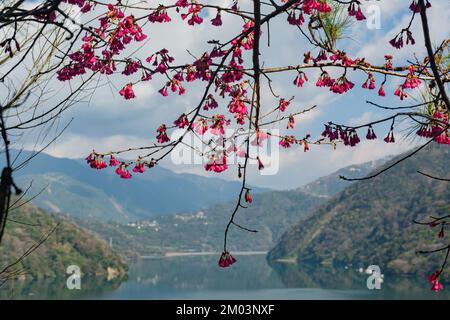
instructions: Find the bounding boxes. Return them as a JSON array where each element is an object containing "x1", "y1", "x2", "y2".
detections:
[
  {"x1": 268, "y1": 144, "x2": 450, "y2": 275},
  {"x1": 0, "y1": 202, "x2": 128, "y2": 280}
]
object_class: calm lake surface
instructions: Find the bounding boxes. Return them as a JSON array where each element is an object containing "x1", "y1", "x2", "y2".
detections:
[{"x1": 1, "y1": 254, "x2": 449, "y2": 300}]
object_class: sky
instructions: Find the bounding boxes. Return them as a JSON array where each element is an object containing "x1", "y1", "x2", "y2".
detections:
[{"x1": 7, "y1": 0, "x2": 450, "y2": 190}]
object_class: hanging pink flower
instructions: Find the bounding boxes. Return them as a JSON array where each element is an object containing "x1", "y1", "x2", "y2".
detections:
[
  {"x1": 293, "y1": 72, "x2": 308, "y2": 88},
  {"x1": 158, "y1": 85, "x2": 169, "y2": 97},
  {"x1": 122, "y1": 59, "x2": 141, "y2": 75},
  {"x1": 384, "y1": 131, "x2": 395, "y2": 143},
  {"x1": 237, "y1": 147, "x2": 247, "y2": 158},
  {"x1": 279, "y1": 136, "x2": 296, "y2": 148},
  {"x1": 355, "y1": 6, "x2": 366, "y2": 20},
  {"x1": 156, "y1": 124, "x2": 170, "y2": 143},
  {"x1": 205, "y1": 153, "x2": 228, "y2": 173},
  {"x1": 120, "y1": 170, "x2": 132, "y2": 179},
  {"x1": 176, "y1": 0, "x2": 189, "y2": 7},
  {"x1": 366, "y1": 126, "x2": 377, "y2": 140},
  {"x1": 287, "y1": 115, "x2": 295, "y2": 129},
  {"x1": 330, "y1": 75, "x2": 354, "y2": 94},
  {"x1": 362, "y1": 73, "x2": 375, "y2": 90},
  {"x1": 378, "y1": 84, "x2": 386, "y2": 96},
  {"x1": 402, "y1": 68, "x2": 421, "y2": 89},
  {"x1": 394, "y1": 86, "x2": 407, "y2": 100},
  {"x1": 132, "y1": 161, "x2": 145, "y2": 173},
  {"x1": 384, "y1": 55, "x2": 393, "y2": 69},
  {"x1": 95, "y1": 157, "x2": 107, "y2": 169},
  {"x1": 428, "y1": 271, "x2": 444, "y2": 292},
  {"x1": 211, "y1": 10, "x2": 222, "y2": 26},
  {"x1": 210, "y1": 114, "x2": 229, "y2": 136},
  {"x1": 109, "y1": 155, "x2": 120, "y2": 166},
  {"x1": 203, "y1": 94, "x2": 219, "y2": 110},
  {"x1": 86, "y1": 153, "x2": 108, "y2": 169},
  {"x1": 119, "y1": 83, "x2": 136, "y2": 100},
  {"x1": 287, "y1": 10, "x2": 304, "y2": 26},
  {"x1": 218, "y1": 251, "x2": 237, "y2": 268},
  {"x1": 181, "y1": 4, "x2": 204, "y2": 26},
  {"x1": 245, "y1": 190, "x2": 252, "y2": 203},
  {"x1": 316, "y1": 71, "x2": 335, "y2": 87},
  {"x1": 348, "y1": 3, "x2": 365, "y2": 20},
  {"x1": 278, "y1": 98, "x2": 290, "y2": 112},
  {"x1": 228, "y1": 98, "x2": 248, "y2": 123},
  {"x1": 115, "y1": 163, "x2": 132, "y2": 179},
  {"x1": 194, "y1": 120, "x2": 208, "y2": 135},
  {"x1": 148, "y1": 9, "x2": 172, "y2": 23},
  {"x1": 85, "y1": 152, "x2": 94, "y2": 165},
  {"x1": 314, "y1": 49, "x2": 327, "y2": 63},
  {"x1": 174, "y1": 114, "x2": 190, "y2": 128},
  {"x1": 251, "y1": 130, "x2": 269, "y2": 147}
]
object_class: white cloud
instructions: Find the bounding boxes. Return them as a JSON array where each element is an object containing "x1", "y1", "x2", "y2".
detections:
[
  {"x1": 41, "y1": 133, "x2": 150, "y2": 159},
  {"x1": 347, "y1": 111, "x2": 380, "y2": 127}
]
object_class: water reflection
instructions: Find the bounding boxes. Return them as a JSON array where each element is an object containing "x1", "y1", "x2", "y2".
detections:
[
  {"x1": 270, "y1": 260, "x2": 450, "y2": 300},
  {"x1": 0, "y1": 276, "x2": 125, "y2": 300},
  {"x1": 1, "y1": 254, "x2": 449, "y2": 299}
]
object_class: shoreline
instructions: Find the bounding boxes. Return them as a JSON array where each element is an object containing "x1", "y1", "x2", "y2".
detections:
[{"x1": 140, "y1": 251, "x2": 267, "y2": 259}]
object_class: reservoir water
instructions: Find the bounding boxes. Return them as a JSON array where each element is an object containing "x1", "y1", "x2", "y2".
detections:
[{"x1": 1, "y1": 254, "x2": 449, "y2": 300}]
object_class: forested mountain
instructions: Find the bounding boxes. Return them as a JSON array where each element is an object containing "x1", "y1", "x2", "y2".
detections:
[{"x1": 268, "y1": 144, "x2": 450, "y2": 275}]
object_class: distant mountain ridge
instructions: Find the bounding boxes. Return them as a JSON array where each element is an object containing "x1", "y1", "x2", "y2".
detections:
[
  {"x1": 7, "y1": 150, "x2": 269, "y2": 222},
  {"x1": 77, "y1": 158, "x2": 391, "y2": 256},
  {"x1": 297, "y1": 157, "x2": 391, "y2": 197}
]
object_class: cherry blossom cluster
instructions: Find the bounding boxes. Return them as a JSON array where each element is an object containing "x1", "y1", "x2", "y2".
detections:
[
  {"x1": 85, "y1": 151, "x2": 155, "y2": 180},
  {"x1": 417, "y1": 111, "x2": 450, "y2": 145}
]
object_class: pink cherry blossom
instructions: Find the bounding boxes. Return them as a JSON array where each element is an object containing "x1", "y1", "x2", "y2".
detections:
[
  {"x1": 278, "y1": 98, "x2": 290, "y2": 112},
  {"x1": 205, "y1": 153, "x2": 228, "y2": 173},
  {"x1": 218, "y1": 251, "x2": 236, "y2": 268},
  {"x1": 109, "y1": 155, "x2": 120, "y2": 166},
  {"x1": 119, "y1": 83, "x2": 136, "y2": 100},
  {"x1": 156, "y1": 124, "x2": 170, "y2": 143},
  {"x1": 428, "y1": 271, "x2": 444, "y2": 292},
  {"x1": 366, "y1": 126, "x2": 377, "y2": 140},
  {"x1": 211, "y1": 11, "x2": 222, "y2": 26},
  {"x1": 148, "y1": 8, "x2": 171, "y2": 23},
  {"x1": 245, "y1": 190, "x2": 252, "y2": 203},
  {"x1": 174, "y1": 114, "x2": 189, "y2": 129},
  {"x1": 279, "y1": 135, "x2": 296, "y2": 148},
  {"x1": 194, "y1": 120, "x2": 208, "y2": 135},
  {"x1": 210, "y1": 114, "x2": 229, "y2": 136},
  {"x1": 236, "y1": 147, "x2": 247, "y2": 158},
  {"x1": 132, "y1": 161, "x2": 145, "y2": 173},
  {"x1": 251, "y1": 130, "x2": 269, "y2": 147},
  {"x1": 287, "y1": 115, "x2": 295, "y2": 129},
  {"x1": 378, "y1": 84, "x2": 386, "y2": 96}
]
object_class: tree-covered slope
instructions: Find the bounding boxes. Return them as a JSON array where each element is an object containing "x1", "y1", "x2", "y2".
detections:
[
  {"x1": 268, "y1": 144, "x2": 450, "y2": 275},
  {"x1": 0, "y1": 202, "x2": 128, "y2": 279}
]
